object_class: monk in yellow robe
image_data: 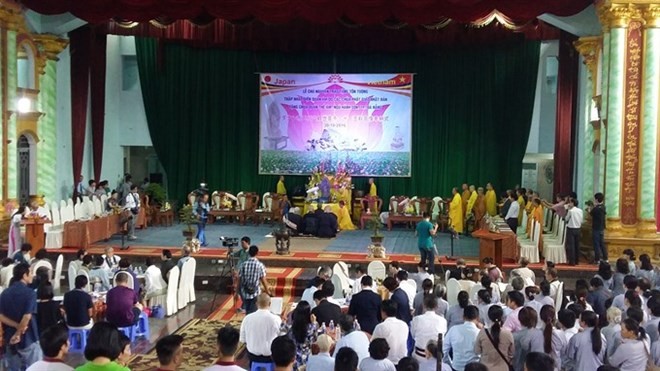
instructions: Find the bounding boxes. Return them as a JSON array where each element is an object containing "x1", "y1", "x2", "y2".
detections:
[
  {"x1": 532, "y1": 198, "x2": 544, "y2": 252},
  {"x1": 337, "y1": 200, "x2": 355, "y2": 231},
  {"x1": 485, "y1": 183, "x2": 497, "y2": 216},
  {"x1": 474, "y1": 187, "x2": 487, "y2": 229},
  {"x1": 276, "y1": 175, "x2": 287, "y2": 195},
  {"x1": 466, "y1": 185, "x2": 477, "y2": 217},
  {"x1": 516, "y1": 189, "x2": 525, "y2": 223},
  {"x1": 449, "y1": 187, "x2": 464, "y2": 234},
  {"x1": 461, "y1": 183, "x2": 470, "y2": 216},
  {"x1": 368, "y1": 178, "x2": 377, "y2": 197}
]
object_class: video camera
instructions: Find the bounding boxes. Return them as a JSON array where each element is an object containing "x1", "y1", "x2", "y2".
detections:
[{"x1": 219, "y1": 236, "x2": 239, "y2": 249}]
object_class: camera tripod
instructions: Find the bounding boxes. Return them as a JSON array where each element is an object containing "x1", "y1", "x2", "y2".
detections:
[{"x1": 208, "y1": 248, "x2": 239, "y2": 316}]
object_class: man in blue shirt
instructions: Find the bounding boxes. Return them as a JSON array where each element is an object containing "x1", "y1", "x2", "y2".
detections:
[
  {"x1": 0, "y1": 263, "x2": 43, "y2": 370},
  {"x1": 415, "y1": 212, "x2": 438, "y2": 274},
  {"x1": 193, "y1": 193, "x2": 210, "y2": 247}
]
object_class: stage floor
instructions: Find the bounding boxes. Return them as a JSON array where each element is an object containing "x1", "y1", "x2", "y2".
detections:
[{"x1": 93, "y1": 222, "x2": 480, "y2": 257}]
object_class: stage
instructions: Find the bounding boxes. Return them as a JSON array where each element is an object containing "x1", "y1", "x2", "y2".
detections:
[{"x1": 38, "y1": 221, "x2": 598, "y2": 274}]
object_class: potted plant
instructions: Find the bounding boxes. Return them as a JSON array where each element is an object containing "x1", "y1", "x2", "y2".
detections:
[
  {"x1": 178, "y1": 204, "x2": 197, "y2": 239},
  {"x1": 145, "y1": 183, "x2": 167, "y2": 206},
  {"x1": 366, "y1": 214, "x2": 384, "y2": 246}
]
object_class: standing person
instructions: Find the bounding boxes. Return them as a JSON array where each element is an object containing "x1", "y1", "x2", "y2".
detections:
[
  {"x1": 443, "y1": 305, "x2": 481, "y2": 371},
  {"x1": 333, "y1": 314, "x2": 370, "y2": 364},
  {"x1": 237, "y1": 245, "x2": 272, "y2": 314},
  {"x1": 359, "y1": 338, "x2": 396, "y2": 371},
  {"x1": 277, "y1": 175, "x2": 287, "y2": 196},
  {"x1": 368, "y1": 178, "x2": 377, "y2": 197},
  {"x1": 564, "y1": 311, "x2": 606, "y2": 370},
  {"x1": 466, "y1": 185, "x2": 477, "y2": 218},
  {"x1": 485, "y1": 183, "x2": 497, "y2": 216},
  {"x1": 371, "y1": 300, "x2": 409, "y2": 365},
  {"x1": 542, "y1": 194, "x2": 568, "y2": 219},
  {"x1": 202, "y1": 325, "x2": 246, "y2": 371},
  {"x1": 231, "y1": 236, "x2": 251, "y2": 269},
  {"x1": 306, "y1": 335, "x2": 335, "y2": 370},
  {"x1": 123, "y1": 184, "x2": 140, "y2": 241},
  {"x1": 240, "y1": 294, "x2": 281, "y2": 367},
  {"x1": 8, "y1": 205, "x2": 27, "y2": 257},
  {"x1": 0, "y1": 263, "x2": 42, "y2": 370},
  {"x1": 119, "y1": 174, "x2": 132, "y2": 205},
  {"x1": 411, "y1": 295, "x2": 448, "y2": 363},
  {"x1": 193, "y1": 193, "x2": 210, "y2": 247},
  {"x1": 473, "y1": 187, "x2": 487, "y2": 228},
  {"x1": 415, "y1": 212, "x2": 438, "y2": 274},
  {"x1": 271, "y1": 336, "x2": 297, "y2": 371},
  {"x1": 26, "y1": 324, "x2": 73, "y2": 371},
  {"x1": 504, "y1": 192, "x2": 520, "y2": 233},
  {"x1": 539, "y1": 305, "x2": 567, "y2": 370},
  {"x1": 608, "y1": 318, "x2": 651, "y2": 371},
  {"x1": 564, "y1": 198, "x2": 583, "y2": 266},
  {"x1": 512, "y1": 307, "x2": 544, "y2": 371},
  {"x1": 449, "y1": 187, "x2": 464, "y2": 237},
  {"x1": 382, "y1": 277, "x2": 412, "y2": 324},
  {"x1": 474, "y1": 305, "x2": 514, "y2": 371},
  {"x1": 461, "y1": 184, "x2": 471, "y2": 220},
  {"x1": 589, "y1": 193, "x2": 607, "y2": 263},
  {"x1": 347, "y1": 275, "x2": 382, "y2": 335}
]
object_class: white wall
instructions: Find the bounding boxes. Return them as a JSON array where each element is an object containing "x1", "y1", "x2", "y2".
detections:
[{"x1": 527, "y1": 41, "x2": 559, "y2": 154}]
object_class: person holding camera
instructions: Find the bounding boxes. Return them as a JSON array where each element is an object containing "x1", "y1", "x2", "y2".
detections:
[
  {"x1": 238, "y1": 245, "x2": 272, "y2": 314},
  {"x1": 193, "y1": 193, "x2": 210, "y2": 247},
  {"x1": 123, "y1": 184, "x2": 140, "y2": 241}
]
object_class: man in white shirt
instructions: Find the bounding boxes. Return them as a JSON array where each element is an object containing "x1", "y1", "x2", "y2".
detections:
[
  {"x1": 510, "y1": 257, "x2": 536, "y2": 285},
  {"x1": 240, "y1": 293, "x2": 282, "y2": 365},
  {"x1": 411, "y1": 295, "x2": 447, "y2": 363},
  {"x1": 123, "y1": 184, "x2": 140, "y2": 240},
  {"x1": 144, "y1": 257, "x2": 167, "y2": 300},
  {"x1": 396, "y1": 270, "x2": 416, "y2": 310},
  {"x1": 564, "y1": 198, "x2": 583, "y2": 266},
  {"x1": 26, "y1": 324, "x2": 73, "y2": 371},
  {"x1": 100, "y1": 246, "x2": 121, "y2": 272},
  {"x1": 351, "y1": 266, "x2": 366, "y2": 295},
  {"x1": 443, "y1": 305, "x2": 481, "y2": 371},
  {"x1": 333, "y1": 314, "x2": 370, "y2": 363},
  {"x1": 202, "y1": 325, "x2": 246, "y2": 371},
  {"x1": 371, "y1": 300, "x2": 409, "y2": 365},
  {"x1": 306, "y1": 334, "x2": 335, "y2": 370},
  {"x1": 504, "y1": 192, "x2": 520, "y2": 232},
  {"x1": 302, "y1": 276, "x2": 325, "y2": 310}
]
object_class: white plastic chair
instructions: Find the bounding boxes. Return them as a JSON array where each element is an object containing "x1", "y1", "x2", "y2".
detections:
[
  {"x1": 146, "y1": 270, "x2": 169, "y2": 308},
  {"x1": 92, "y1": 198, "x2": 103, "y2": 216},
  {"x1": 185, "y1": 258, "x2": 196, "y2": 303},
  {"x1": 544, "y1": 223, "x2": 568, "y2": 264},
  {"x1": 262, "y1": 192, "x2": 272, "y2": 211},
  {"x1": 431, "y1": 196, "x2": 443, "y2": 220},
  {"x1": 31, "y1": 260, "x2": 53, "y2": 276},
  {"x1": 519, "y1": 221, "x2": 540, "y2": 263},
  {"x1": 166, "y1": 266, "x2": 180, "y2": 316},
  {"x1": 45, "y1": 205, "x2": 64, "y2": 249},
  {"x1": 178, "y1": 258, "x2": 196, "y2": 309},
  {"x1": 367, "y1": 261, "x2": 386, "y2": 281},
  {"x1": 53, "y1": 255, "x2": 64, "y2": 291},
  {"x1": 113, "y1": 271, "x2": 135, "y2": 290},
  {"x1": 458, "y1": 280, "x2": 475, "y2": 294},
  {"x1": 332, "y1": 262, "x2": 352, "y2": 295},
  {"x1": 446, "y1": 278, "x2": 461, "y2": 306},
  {"x1": 331, "y1": 274, "x2": 344, "y2": 299},
  {"x1": 237, "y1": 192, "x2": 246, "y2": 210}
]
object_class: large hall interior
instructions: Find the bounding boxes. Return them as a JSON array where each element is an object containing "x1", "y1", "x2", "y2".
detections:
[{"x1": 0, "y1": 0, "x2": 659, "y2": 370}]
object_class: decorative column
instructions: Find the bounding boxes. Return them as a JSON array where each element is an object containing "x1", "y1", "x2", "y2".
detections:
[
  {"x1": 34, "y1": 35, "x2": 67, "y2": 201},
  {"x1": 596, "y1": 0, "x2": 660, "y2": 257},
  {"x1": 638, "y1": 5, "x2": 660, "y2": 237},
  {"x1": 574, "y1": 37, "x2": 603, "y2": 204}
]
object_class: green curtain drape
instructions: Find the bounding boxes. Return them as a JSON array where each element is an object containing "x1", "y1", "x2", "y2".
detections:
[{"x1": 136, "y1": 38, "x2": 539, "y2": 204}]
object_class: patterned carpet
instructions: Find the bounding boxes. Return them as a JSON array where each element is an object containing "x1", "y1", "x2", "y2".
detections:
[{"x1": 128, "y1": 318, "x2": 244, "y2": 371}]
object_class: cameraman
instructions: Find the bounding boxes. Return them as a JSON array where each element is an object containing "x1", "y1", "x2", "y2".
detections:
[{"x1": 231, "y1": 236, "x2": 251, "y2": 313}]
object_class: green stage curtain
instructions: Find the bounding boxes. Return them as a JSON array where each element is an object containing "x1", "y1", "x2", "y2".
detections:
[{"x1": 136, "y1": 38, "x2": 539, "y2": 205}]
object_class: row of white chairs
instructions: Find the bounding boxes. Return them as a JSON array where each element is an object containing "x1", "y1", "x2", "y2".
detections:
[
  {"x1": 43, "y1": 195, "x2": 111, "y2": 249},
  {"x1": 446, "y1": 277, "x2": 564, "y2": 310}
]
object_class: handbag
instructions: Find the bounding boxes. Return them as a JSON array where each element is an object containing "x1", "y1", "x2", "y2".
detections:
[{"x1": 485, "y1": 329, "x2": 514, "y2": 371}]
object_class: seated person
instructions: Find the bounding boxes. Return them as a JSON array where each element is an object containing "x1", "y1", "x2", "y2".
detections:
[
  {"x1": 30, "y1": 249, "x2": 52, "y2": 273},
  {"x1": 100, "y1": 246, "x2": 121, "y2": 272},
  {"x1": 78, "y1": 254, "x2": 94, "y2": 276},
  {"x1": 144, "y1": 257, "x2": 167, "y2": 302},
  {"x1": 69, "y1": 248, "x2": 88, "y2": 274},
  {"x1": 106, "y1": 271, "x2": 143, "y2": 328},
  {"x1": 76, "y1": 322, "x2": 130, "y2": 371},
  {"x1": 317, "y1": 206, "x2": 338, "y2": 238},
  {"x1": 448, "y1": 258, "x2": 467, "y2": 280},
  {"x1": 26, "y1": 324, "x2": 74, "y2": 371},
  {"x1": 13, "y1": 243, "x2": 32, "y2": 265},
  {"x1": 160, "y1": 249, "x2": 176, "y2": 283},
  {"x1": 285, "y1": 212, "x2": 304, "y2": 236},
  {"x1": 0, "y1": 258, "x2": 14, "y2": 287},
  {"x1": 89, "y1": 256, "x2": 112, "y2": 291},
  {"x1": 63, "y1": 275, "x2": 94, "y2": 329},
  {"x1": 177, "y1": 245, "x2": 192, "y2": 270},
  {"x1": 113, "y1": 259, "x2": 140, "y2": 296},
  {"x1": 337, "y1": 201, "x2": 356, "y2": 231},
  {"x1": 306, "y1": 334, "x2": 335, "y2": 370},
  {"x1": 36, "y1": 282, "x2": 64, "y2": 333}
]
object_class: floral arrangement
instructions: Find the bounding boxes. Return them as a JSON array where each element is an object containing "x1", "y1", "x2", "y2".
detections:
[
  {"x1": 306, "y1": 160, "x2": 353, "y2": 202},
  {"x1": 183, "y1": 238, "x2": 201, "y2": 253}
]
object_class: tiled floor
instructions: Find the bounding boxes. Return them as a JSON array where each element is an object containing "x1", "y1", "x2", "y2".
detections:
[{"x1": 64, "y1": 290, "x2": 227, "y2": 368}]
